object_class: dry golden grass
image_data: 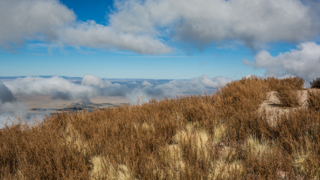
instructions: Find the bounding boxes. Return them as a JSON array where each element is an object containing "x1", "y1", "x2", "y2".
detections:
[
  {"x1": 1, "y1": 76, "x2": 320, "y2": 179},
  {"x1": 276, "y1": 87, "x2": 301, "y2": 107},
  {"x1": 307, "y1": 89, "x2": 320, "y2": 111}
]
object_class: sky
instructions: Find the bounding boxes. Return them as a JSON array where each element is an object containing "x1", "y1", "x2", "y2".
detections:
[
  {"x1": 1, "y1": 0, "x2": 319, "y2": 81},
  {"x1": 1, "y1": 0, "x2": 320, "y2": 125}
]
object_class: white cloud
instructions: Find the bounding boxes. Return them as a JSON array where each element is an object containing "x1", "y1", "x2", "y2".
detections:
[
  {"x1": 250, "y1": 42, "x2": 320, "y2": 83},
  {"x1": 110, "y1": 0, "x2": 320, "y2": 49},
  {"x1": 0, "y1": 81, "x2": 15, "y2": 103},
  {"x1": 142, "y1": 81, "x2": 153, "y2": 86},
  {"x1": 82, "y1": 74, "x2": 107, "y2": 88},
  {"x1": 127, "y1": 75, "x2": 232, "y2": 102},
  {"x1": 0, "y1": 74, "x2": 234, "y2": 128},
  {"x1": 0, "y1": 0, "x2": 170, "y2": 54},
  {"x1": 3, "y1": 75, "x2": 231, "y2": 104},
  {"x1": 1, "y1": 0, "x2": 319, "y2": 53},
  {"x1": 200, "y1": 75, "x2": 232, "y2": 88},
  {"x1": 4, "y1": 76, "x2": 97, "y2": 101},
  {"x1": 59, "y1": 21, "x2": 172, "y2": 54},
  {"x1": 0, "y1": 0, "x2": 75, "y2": 48}
]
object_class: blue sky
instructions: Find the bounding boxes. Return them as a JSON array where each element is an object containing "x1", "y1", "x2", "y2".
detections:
[{"x1": 0, "y1": 0, "x2": 320, "y2": 81}]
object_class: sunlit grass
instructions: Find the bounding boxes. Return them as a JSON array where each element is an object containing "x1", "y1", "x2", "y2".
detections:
[{"x1": 0, "y1": 76, "x2": 320, "y2": 179}]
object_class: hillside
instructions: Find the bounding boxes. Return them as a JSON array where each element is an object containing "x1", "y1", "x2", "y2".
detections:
[{"x1": 1, "y1": 77, "x2": 320, "y2": 180}]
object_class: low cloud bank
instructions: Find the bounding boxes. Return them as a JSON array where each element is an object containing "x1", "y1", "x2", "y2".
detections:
[
  {"x1": 247, "y1": 42, "x2": 320, "y2": 84},
  {"x1": 0, "y1": 81, "x2": 15, "y2": 103},
  {"x1": 0, "y1": 81, "x2": 48, "y2": 129},
  {"x1": 3, "y1": 74, "x2": 231, "y2": 103},
  {"x1": 0, "y1": 74, "x2": 232, "y2": 127}
]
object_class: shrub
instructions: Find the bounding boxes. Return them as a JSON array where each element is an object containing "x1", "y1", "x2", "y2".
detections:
[
  {"x1": 307, "y1": 89, "x2": 320, "y2": 111},
  {"x1": 276, "y1": 86, "x2": 300, "y2": 107},
  {"x1": 283, "y1": 77, "x2": 305, "y2": 90},
  {"x1": 266, "y1": 76, "x2": 304, "y2": 91},
  {"x1": 310, "y1": 78, "x2": 320, "y2": 89},
  {"x1": 216, "y1": 76, "x2": 269, "y2": 117}
]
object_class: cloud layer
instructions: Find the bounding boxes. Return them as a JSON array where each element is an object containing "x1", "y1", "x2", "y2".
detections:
[
  {"x1": 3, "y1": 75, "x2": 231, "y2": 103},
  {"x1": 1, "y1": 0, "x2": 319, "y2": 53},
  {"x1": 0, "y1": 74, "x2": 232, "y2": 128},
  {"x1": 0, "y1": 81, "x2": 15, "y2": 103},
  {"x1": 249, "y1": 42, "x2": 320, "y2": 83}
]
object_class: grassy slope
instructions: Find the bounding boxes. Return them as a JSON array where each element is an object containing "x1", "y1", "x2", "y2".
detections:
[{"x1": 0, "y1": 77, "x2": 320, "y2": 180}]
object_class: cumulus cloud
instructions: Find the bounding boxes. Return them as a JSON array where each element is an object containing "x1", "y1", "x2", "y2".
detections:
[
  {"x1": 1, "y1": 0, "x2": 319, "y2": 53},
  {"x1": 0, "y1": 0, "x2": 170, "y2": 54},
  {"x1": 248, "y1": 42, "x2": 320, "y2": 83},
  {"x1": 0, "y1": 0, "x2": 75, "y2": 48},
  {"x1": 110, "y1": 0, "x2": 320, "y2": 49},
  {"x1": 59, "y1": 21, "x2": 172, "y2": 54}
]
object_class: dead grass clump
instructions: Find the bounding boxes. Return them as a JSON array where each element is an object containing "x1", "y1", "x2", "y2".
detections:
[
  {"x1": 212, "y1": 123, "x2": 228, "y2": 144},
  {"x1": 266, "y1": 76, "x2": 304, "y2": 91},
  {"x1": 245, "y1": 135, "x2": 275, "y2": 160},
  {"x1": 276, "y1": 86, "x2": 301, "y2": 107},
  {"x1": 62, "y1": 122, "x2": 89, "y2": 156},
  {"x1": 310, "y1": 77, "x2": 320, "y2": 89},
  {"x1": 208, "y1": 144, "x2": 244, "y2": 179},
  {"x1": 243, "y1": 135, "x2": 285, "y2": 179},
  {"x1": 264, "y1": 77, "x2": 304, "y2": 107},
  {"x1": 292, "y1": 139, "x2": 320, "y2": 179},
  {"x1": 173, "y1": 123, "x2": 210, "y2": 160},
  {"x1": 216, "y1": 76, "x2": 269, "y2": 118},
  {"x1": 90, "y1": 156, "x2": 137, "y2": 180},
  {"x1": 208, "y1": 159, "x2": 244, "y2": 180},
  {"x1": 307, "y1": 89, "x2": 320, "y2": 111},
  {"x1": 158, "y1": 144, "x2": 186, "y2": 178}
]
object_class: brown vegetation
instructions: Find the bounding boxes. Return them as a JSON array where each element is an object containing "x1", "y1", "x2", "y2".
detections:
[
  {"x1": 1, "y1": 77, "x2": 320, "y2": 179},
  {"x1": 268, "y1": 77, "x2": 304, "y2": 107},
  {"x1": 310, "y1": 78, "x2": 320, "y2": 89},
  {"x1": 307, "y1": 89, "x2": 320, "y2": 112}
]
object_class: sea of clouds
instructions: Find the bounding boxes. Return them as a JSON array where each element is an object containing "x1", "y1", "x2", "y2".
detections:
[{"x1": 0, "y1": 74, "x2": 232, "y2": 128}]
